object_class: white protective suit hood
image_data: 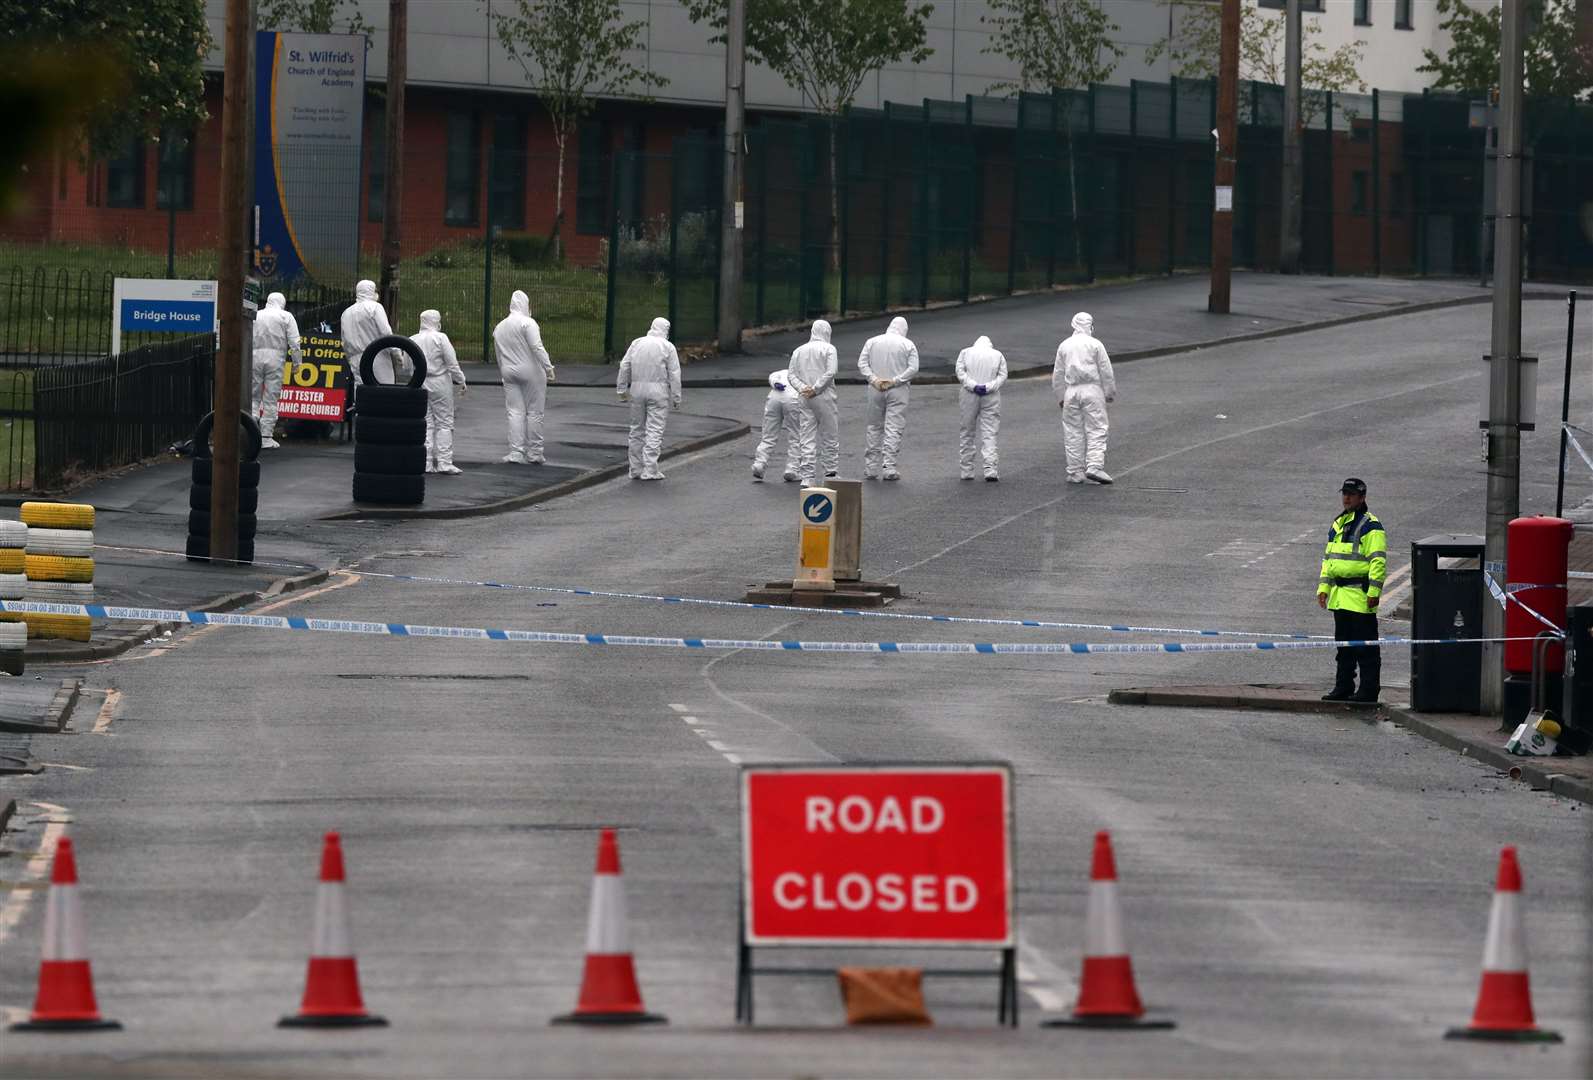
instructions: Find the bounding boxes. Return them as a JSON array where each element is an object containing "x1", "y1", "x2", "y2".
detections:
[
  {"x1": 973, "y1": 334, "x2": 992, "y2": 349},
  {"x1": 356, "y1": 279, "x2": 379, "y2": 303},
  {"x1": 266, "y1": 292, "x2": 286, "y2": 311},
  {"x1": 419, "y1": 309, "x2": 442, "y2": 332},
  {"x1": 888, "y1": 316, "x2": 909, "y2": 337},
  {"x1": 509, "y1": 290, "x2": 530, "y2": 317},
  {"x1": 810, "y1": 319, "x2": 832, "y2": 343},
  {"x1": 649, "y1": 317, "x2": 671, "y2": 339},
  {"x1": 1071, "y1": 312, "x2": 1094, "y2": 335}
]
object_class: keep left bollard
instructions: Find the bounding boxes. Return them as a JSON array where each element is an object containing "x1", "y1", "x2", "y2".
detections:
[{"x1": 793, "y1": 486, "x2": 837, "y2": 593}]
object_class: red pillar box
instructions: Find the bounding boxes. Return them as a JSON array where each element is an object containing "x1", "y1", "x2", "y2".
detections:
[{"x1": 1504, "y1": 516, "x2": 1573, "y2": 675}]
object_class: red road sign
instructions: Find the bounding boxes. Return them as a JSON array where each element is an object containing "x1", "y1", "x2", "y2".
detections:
[{"x1": 740, "y1": 764, "x2": 1013, "y2": 947}]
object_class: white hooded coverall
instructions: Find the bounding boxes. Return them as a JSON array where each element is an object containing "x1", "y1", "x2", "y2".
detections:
[
  {"x1": 753, "y1": 369, "x2": 814, "y2": 479},
  {"x1": 955, "y1": 335, "x2": 1008, "y2": 478},
  {"x1": 412, "y1": 309, "x2": 467, "y2": 471},
  {"x1": 617, "y1": 318, "x2": 682, "y2": 480},
  {"x1": 492, "y1": 290, "x2": 555, "y2": 463},
  {"x1": 787, "y1": 319, "x2": 839, "y2": 480},
  {"x1": 341, "y1": 279, "x2": 403, "y2": 387},
  {"x1": 1052, "y1": 312, "x2": 1116, "y2": 479},
  {"x1": 857, "y1": 316, "x2": 919, "y2": 476},
  {"x1": 250, "y1": 291, "x2": 301, "y2": 442}
]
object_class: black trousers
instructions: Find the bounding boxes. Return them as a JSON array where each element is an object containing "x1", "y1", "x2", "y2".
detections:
[{"x1": 1332, "y1": 608, "x2": 1380, "y2": 689}]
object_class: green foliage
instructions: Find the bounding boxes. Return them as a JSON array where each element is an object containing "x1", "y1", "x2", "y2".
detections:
[
  {"x1": 258, "y1": 0, "x2": 369, "y2": 35},
  {"x1": 1416, "y1": 0, "x2": 1593, "y2": 100},
  {"x1": 499, "y1": 233, "x2": 561, "y2": 269},
  {"x1": 682, "y1": 0, "x2": 934, "y2": 114},
  {"x1": 0, "y1": 0, "x2": 211, "y2": 158},
  {"x1": 981, "y1": 0, "x2": 1124, "y2": 95},
  {"x1": 1145, "y1": 0, "x2": 1366, "y2": 95}
]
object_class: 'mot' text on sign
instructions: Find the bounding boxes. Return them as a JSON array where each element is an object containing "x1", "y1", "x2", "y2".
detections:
[{"x1": 740, "y1": 764, "x2": 1013, "y2": 946}]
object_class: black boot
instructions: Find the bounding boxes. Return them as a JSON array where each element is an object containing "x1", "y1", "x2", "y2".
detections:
[
  {"x1": 1349, "y1": 658, "x2": 1380, "y2": 703},
  {"x1": 1322, "y1": 652, "x2": 1357, "y2": 701}
]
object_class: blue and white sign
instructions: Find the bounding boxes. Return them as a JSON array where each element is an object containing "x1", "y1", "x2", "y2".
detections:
[
  {"x1": 802, "y1": 493, "x2": 834, "y2": 524},
  {"x1": 111, "y1": 278, "x2": 218, "y2": 355}
]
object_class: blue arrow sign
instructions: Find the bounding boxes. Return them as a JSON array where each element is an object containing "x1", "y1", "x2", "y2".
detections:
[{"x1": 802, "y1": 493, "x2": 833, "y2": 524}]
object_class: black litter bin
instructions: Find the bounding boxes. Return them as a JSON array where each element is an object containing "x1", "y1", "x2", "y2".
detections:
[{"x1": 1410, "y1": 534, "x2": 1484, "y2": 713}]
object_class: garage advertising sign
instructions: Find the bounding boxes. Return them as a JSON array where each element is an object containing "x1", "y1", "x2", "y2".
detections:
[
  {"x1": 740, "y1": 763, "x2": 1014, "y2": 947},
  {"x1": 276, "y1": 321, "x2": 350, "y2": 422}
]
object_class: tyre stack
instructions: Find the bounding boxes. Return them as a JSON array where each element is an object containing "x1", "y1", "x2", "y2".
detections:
[
  {"x1": 19, "y1": 501, "x2": 95, "y2": 644},
  {"x1": 352, "y1": 335, "x2": 428, "y2": 506},
  {"x1": 0, "y1": 518, "x2": 26, "y2": 674},
  {"x1": 185, "y1": 410, "x2": 263, "y2": 565}
]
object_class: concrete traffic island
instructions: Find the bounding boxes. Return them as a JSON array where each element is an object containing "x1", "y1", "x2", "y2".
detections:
[{"x1": 744, "y1": 480, "x2": 902, "y2": 609}]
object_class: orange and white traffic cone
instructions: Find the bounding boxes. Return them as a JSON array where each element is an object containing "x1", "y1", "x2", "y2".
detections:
[
  {"x1": 278, "y1": 832, "x2": 387, "y2": 1028},
  {"x1": 552, "y1": 829, "x2": 666, "y2": 1025},
  {"x1": 1444, "y1": 846, "x2": 1561, "y2": 1042},
  {"x1": 1042, "y1": 831, "x2": 1174, "y2": 1030},
  {"x1": 10, "y1": 836, "x2": 121, "y2": 1031}
]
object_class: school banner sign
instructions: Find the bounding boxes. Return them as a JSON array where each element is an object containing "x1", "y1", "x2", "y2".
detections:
[{"x1": 254, "y1": 31, "x2": 365, "y2": 283}]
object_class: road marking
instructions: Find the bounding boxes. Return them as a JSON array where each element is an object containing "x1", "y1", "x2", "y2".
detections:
[
  {"x1": 0, "y1": 802, "x2": 69, "y2": 948},
  {"x1": 91, "y1": 688, "x2": 122, "y2": 735},
  {"x1": 681, "y1": 716, "x2": 701, "y2": 724},
  {"x1": 668, "y1": 703, "x2": 687, "y2": 713},
  {"x1": 38, "y1": 762, "x2": 93, "y2": 772},
  {"x1": 1041, "y1": 509, "x2": 1056, "y2": 575}
]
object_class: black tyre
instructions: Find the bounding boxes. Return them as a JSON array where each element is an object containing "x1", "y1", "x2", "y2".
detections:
[
  {"x1": 192, "y1": 458, "x2": 261, "y2": 487},
  {"x1": 354, "y1": 384, "x2": 428, "y2": 419},
  {"x1": 190, "y1": 484, "x2": 259, "y2": 513},
  {"x1": 184, "y1": 533, "x2": 256, "y2": 564},
  {"x1": 355, "y1": 416, "x2": 426, "y2": 445},
  {"x1": 353, "y1": 471, "x2": 425, "y2": 505},
  {"x1": 188, "y1": 511, "x2": 257, "y2": 538},
  {"x1": 191, "y1": 410, "x2": 263, "y2": 462},
  {"x1": 355, "y1": 442, "x2": 425, "y2": 475},
  {"x1": 359, "y1": 335, "x2": 427, "y2": 388}
]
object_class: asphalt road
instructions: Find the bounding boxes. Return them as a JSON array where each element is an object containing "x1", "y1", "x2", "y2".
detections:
[{"x1": 1, "y1": 300, "x2": 1589, "y2": 1078}]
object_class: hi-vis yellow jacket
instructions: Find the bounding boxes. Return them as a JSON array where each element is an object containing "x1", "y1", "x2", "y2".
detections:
[{"x1": 1318, "y1": 508, "x2": 1386, "y2": 613}]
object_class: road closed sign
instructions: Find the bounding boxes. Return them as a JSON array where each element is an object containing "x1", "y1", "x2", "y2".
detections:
[{"x1": 741, "y1": 764, "x2": 1013, "y2": 946}]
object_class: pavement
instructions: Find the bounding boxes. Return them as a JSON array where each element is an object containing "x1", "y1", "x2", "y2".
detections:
[{"x1": 481, "y1": 272, "x2": 1561, "y2": 389}]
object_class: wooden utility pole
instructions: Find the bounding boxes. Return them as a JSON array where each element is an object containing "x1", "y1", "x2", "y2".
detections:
[
  {"x1": 1208, "y1": 0, "x2": 1239, "y2": 314},
  {"x1": 211, "y1": 0, "x2": 253, "y2": 563},
  {"x1": 379, "y1": 0, "x2": 407, "y2": 321},
  {"x1": 717, "y1": 0, "x2": 746, "y2": 353}
]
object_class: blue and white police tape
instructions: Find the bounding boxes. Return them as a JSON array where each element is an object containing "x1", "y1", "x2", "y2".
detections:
[
  {"x1": 94, "y1": 543, "x2": 1339, "y2": 642},
  {"x1": 1485, "y1": 573, "x2": 1567, "y2": 636},
  {"x1": 0, "y1": 599, "x2": 1543, "y2": 656}
]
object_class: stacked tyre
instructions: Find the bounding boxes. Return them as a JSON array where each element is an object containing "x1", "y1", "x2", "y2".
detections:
[
  {"x1": 352, "y1": 335, "x2": 428, "y2": 506},
  {"x1": 186, "y1": 410, "x2": 263, "y2": 565},
  {"x1": 0, "y1": 518, "x2": 26, "y2": 674},
  {"x1": 20, "y1": 501, "x2": 94, "y2": 644}
]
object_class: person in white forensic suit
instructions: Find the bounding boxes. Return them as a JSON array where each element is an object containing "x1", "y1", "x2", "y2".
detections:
[
  {"x1": 1052, "y1": 311, "x2": 1117, "y2": 484},
  {"x1": 250, "y1": 291, "x2": 301, "y2": 449},
  {"x1": 752, "y1": 369, "x2": 814, "y2": 483},
  {"x1": 411, "y1": 309, "x2": 468, "y2": 474},
  {"x1": 616, "y1": 317, "x2": 682, "y2": 481},
  {"x1": 955, "y1": 334, "x2": 1008, "y2": 482},
  {"x1": 787, "y1": 319, "x2": 839, "y2": 481},
  {"x1": 491, "y1": 290, "x2": 556, "y2": 464},
  {"x1": 340, "y1": 279, "x2": 405, "y2": 393},
  {"x1": 857, "y1": 316, "x2": 919, "y2": 481}
]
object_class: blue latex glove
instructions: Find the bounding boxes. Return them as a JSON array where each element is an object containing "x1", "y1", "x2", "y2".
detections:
[
  {"x1": 773, "y1": 382, "x2": 786, "y2": 391},
  {"x1": 974, "y1": 384, "x2": 987, "y2": 396}
]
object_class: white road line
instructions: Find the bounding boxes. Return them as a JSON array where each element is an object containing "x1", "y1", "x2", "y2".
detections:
[
  {"x1": 681, "y1": 716, "x2": 700, "y2": 724},
  {"x1": 91, "y1": 688, "x2": 122, "y2": 735},
  {"x1": 0, "y1": 802, "x2": 69, "y2": 947},
  {"x1": 706, "y1": 740, "x2": 730, "y2": 752},
  {"x1": 668, "y1": 704, "x2": 688, "y2": 713},
  {"x1": 1018, "y1": 940, "x2": 1079, "y2": 1016},
  {"x1": 38, "y1": 762, "x2": 93, "y2": 772}
]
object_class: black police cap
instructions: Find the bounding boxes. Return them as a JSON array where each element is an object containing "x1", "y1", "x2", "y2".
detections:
[{"x1": 1340, "y1": 477, "x2": 1367, "y2": 495}]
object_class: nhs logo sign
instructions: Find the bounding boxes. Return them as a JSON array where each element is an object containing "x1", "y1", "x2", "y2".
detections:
[{"x1": 111, "y1": 278, "x2": 219, "y2": 354}]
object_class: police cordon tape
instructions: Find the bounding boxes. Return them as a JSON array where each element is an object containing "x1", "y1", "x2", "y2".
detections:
[
  {"x1": 0, "y1": 599, "x2": 1545, "y2": 656},
  {"x1": 1485, "y1": 574, "x2": 1567, "y2": 637},
  {"x1": 96, "y1": 543, "x2": 1338, "y2": 642}
]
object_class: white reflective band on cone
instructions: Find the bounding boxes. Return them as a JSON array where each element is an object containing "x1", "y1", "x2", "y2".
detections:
[
  {"x1": 311, "y1": 882, "x2": 353, "y2": 958},
  {"x1": 40, "y1": 883, "x2": 87, "y2": 962},
  {"x1": 1084, "y1": 881, "x2": 1127, "y2": 956},
  {"x1": 585, "y1": 874, "x2": 630, "y2": 954},
  {"x1": 1481, "y1": 892, "x2": 1528, "y2": 972}
]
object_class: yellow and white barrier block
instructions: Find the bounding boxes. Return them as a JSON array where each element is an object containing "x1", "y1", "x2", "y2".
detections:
[{"x1": 793, "y1": 486, "x2": 837, "y2": 593}]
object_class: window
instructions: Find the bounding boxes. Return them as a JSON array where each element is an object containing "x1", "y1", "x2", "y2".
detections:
[
  {"x1": 1258, "y1": 0, "x2": 1322, "y2": 10},
  {"x1": 105, "y1": 136, "x2": 145, "y2": 208},
  {"x1": 368, "y1": 100, "x2": 385, "y2": 222},
  {"x1": 489, "y1": 112, "x2": 526, "y2": 230},
  {"x1": 1351, "y1": 171, "x2": 1368, "y2": 214},
  {"x1": 1354, "y1": 0, "x2": 1370, "y2": 25},
  {"x1": 444, "y1": 110, "x2": 479, "y2": 227},
  {"x1": 576, "y1": 120, "x2": 608, "y2": 235},
  {"x1": 1389, "y1": 173, "x2": 1406, "y2": 217},
  {"x1": 1395, "y1": 0, "x2": 1413, "y2": 28},
  {"x1": 155, "y1": 129, "x2": 195, "y2": 211}
]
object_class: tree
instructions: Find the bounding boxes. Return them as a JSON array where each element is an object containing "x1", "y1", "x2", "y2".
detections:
[
  {"x1": 1416, "y1": 0, "x2": 1593, "y2": 100},
  {"x1": 684, "y1": 0, "x2": 935, "y2": 285},
  {"x1": 1146, "y1": 0, "x2": 1366, "y2": 119},
  {"x1": 981, "y1": 0, "x2": 1123, "y2": 268},
  {"x1": 259, "y1": 0, "x2": 370, "y2": 35},
  {"x1": 0, "y1": 0, "x2": 211, "y2": 159},
  {"x1": 491, "y1": 0, "x2": 666, "y2": 259}
]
